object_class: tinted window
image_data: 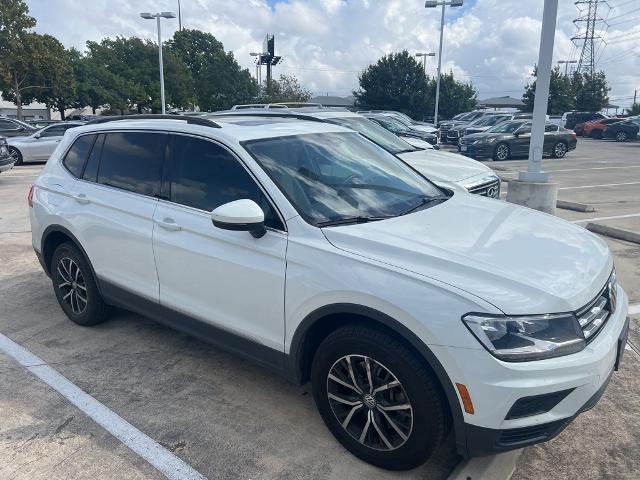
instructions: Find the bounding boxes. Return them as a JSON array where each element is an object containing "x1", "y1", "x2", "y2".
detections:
[
  {"x1": 0, "y1": 120, "x2": 19, "y2": 130},
  {"x1": 63, "y1": 134, "x2": 96, "y2": 178},
  {"x1": 516, "y1": 124, "x2": 532, "y2": 134},
  {"x1": 328, "y1": 116, "x2": 416, "y2": 154},
  {"x1": 169, "y1": 135, "x2": 283, "y2": 230},
  {"x1": 544, "y1": 124, "x2": 558, "y2": 132},
  {"x1": 83, "y1": 134, "x2": 104, "y2": 182},
  {"x1": 97, "y1": 132, "x2": 165, "y2": 196},
  {"x1": 40, "y1": 125, "x2": 70, "y2": 138}
]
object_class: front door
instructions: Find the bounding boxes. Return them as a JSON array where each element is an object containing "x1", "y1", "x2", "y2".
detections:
[{"x1": 152, "y1": 134, "x2": 287, "y2": 351}]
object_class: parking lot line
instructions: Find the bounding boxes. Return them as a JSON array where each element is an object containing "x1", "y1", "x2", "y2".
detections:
[
  {"x1": 572, "y1": 213, "x2": 640, "y2": 224},
  {"x1": 629, "y1": 304, "x2": 640, "y2": 316},
  {"x1": 548, "y1": 166, "x2": 640, "y2": 173},
  {"x1": 0, "y1": 333, "x2": 207, "y2": 480},
  {"x1": 559, "y1": 182, "x2": 640, "y2": 190}
]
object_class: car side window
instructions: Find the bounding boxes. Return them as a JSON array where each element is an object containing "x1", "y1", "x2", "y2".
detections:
[
  {"x1": 517, "y1": 124, "x2": 532, "y2": 134},
  {"x1": 40, "y1": 126, "x2": 66, "y2": 138},
  {"x1": 0, "y1": 120, "x2": 19, "y2": 130},
  {"x1": 544, "y1": 124, "x2": 558, "y2": 132},
  {"x1": 97, "y1": 132, "x2": 166, "y2": 197},
  {"x1": 62, "y1": 134, "x2": 97, "y2": 178},
  {"x1": 168, "y1": 135, "x2": 284, "y2": 231},
  {"x1": 82, "y1": 134, "x2": 104, "y2": 183}
]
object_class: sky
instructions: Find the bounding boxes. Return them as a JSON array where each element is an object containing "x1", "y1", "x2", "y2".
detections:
[{"x1": 27, "y1": 0, "x2": 640, "y2": 110}]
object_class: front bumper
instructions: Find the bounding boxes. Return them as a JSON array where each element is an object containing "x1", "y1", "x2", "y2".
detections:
[
  {"x1": 432, "y1": 286, "x2": 629, "y2": 456},
  {"x1": 459, "y1": 141, "x2": 494, "y2": 158},
  {"x1": 0, "y1": 153, "x2": 15, "y2": 173}
]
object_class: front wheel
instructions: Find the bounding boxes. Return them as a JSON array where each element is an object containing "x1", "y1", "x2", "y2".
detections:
[
  {"x1": 551, "y1": 141, "x2": 568, "y2": 158},
  {"x1": 8, "y1": 147, "x2": 22, "y2": 166},
  {"x1": 616, "y1": 131, "x2": 628, "y2": 142},
  {"x1": 311, "y1": 325, "x2": 448, "y2": 470},
  {"x1": 493, "y1": 142, "x2": 510, "y2": 161}
]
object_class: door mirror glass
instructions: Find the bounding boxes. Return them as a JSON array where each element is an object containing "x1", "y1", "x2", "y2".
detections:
[{"x1": 211, "y1": 199, "x2": 266, "y2": 238}]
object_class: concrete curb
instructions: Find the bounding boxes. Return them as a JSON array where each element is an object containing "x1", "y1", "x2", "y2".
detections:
[
  {"x1": 556, "y1": 200, "x2": 596, "y2": 212},
  {"x1": 447, "y1": 450, "x2": 522, "y2": 480},
  {"x1": 586, "y1": 223, "x2": 640, "y2": 245}
]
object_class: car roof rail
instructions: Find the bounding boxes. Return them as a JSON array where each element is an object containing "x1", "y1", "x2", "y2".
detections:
[
  {"x1": 206, "y1": 111, "x2": 329, "y2": 124},
  {"x1": 85, "y1": 114, "x2": 222, "y2": 128}
]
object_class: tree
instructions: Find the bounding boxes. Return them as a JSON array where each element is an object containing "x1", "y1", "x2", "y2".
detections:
[
  {"x1": 34, "y1": 38, "x2": 77, "y2": 119},
  {"x1": 522, "y1": 66, "x2": 574, "y2": 114},
  {"x1": 626, "y1": 103, "x2": 640, "y2": 116},
  {"x1": 426, "y1": 72, "x2": 477, "y2": 120},
  {"x1": 167, "y1": 29, "x2": 257, "y2": 111},
  {"x1": 354, "y1": 51, "x2": 429, "y2": 119},
  {"x1": 0, "y1": 0, "x2": 39, "y2": 119},
  {"x1": 573, "y1": 71, "x2": 610, "y2": 112},
  {"x1": 260, "y1": 75, "x2": 311, "y2": 103}
]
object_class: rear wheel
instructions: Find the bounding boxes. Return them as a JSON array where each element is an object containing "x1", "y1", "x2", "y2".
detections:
[
  {"x1": 493, "y1": 142, "x2": 510, "y2": 161},
  {"x1": 8, "y1": 147, "x2": 22, "y2": 166},
  {"x1": 51, "y1": 242, "x2": 110, "y2": 326},
  {"x1": 551, "y1": 141, "x2": 568, "y2": 158},
  {"x1": 311, "y1": 325, "x2": 448, "y2": 470},
  {"x1": 616, "y1": 131, "x2": 628, "y2": 142}
]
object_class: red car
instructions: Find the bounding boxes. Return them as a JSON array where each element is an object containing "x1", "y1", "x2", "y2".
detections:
[{"x1": 583, "y1": 118, "x2": 624, "y2": 139}]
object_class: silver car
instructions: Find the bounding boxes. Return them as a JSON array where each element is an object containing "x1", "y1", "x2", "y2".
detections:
[{"x1": 7, "y1": 122, "x2": 84, "y2": 165}]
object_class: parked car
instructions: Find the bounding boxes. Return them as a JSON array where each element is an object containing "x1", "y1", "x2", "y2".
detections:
[
  {"x1": 582, "y1": 118, "x2": 624, "y2": 139},
  {"x1": 26, "y1": 119, "x2": 60, "y2": 129},
  {"x1": 231, "y1": 103, "x2": 322, "y2": 110},
  {"x1": 0, "y1": 117, "x2": 39, "y2": 138},
  {"x1": 602, "y1": 118, "x2": 640, "y2": 142},
  {"x1": 210, "y1": 109, "x2": 501, "y2": 198},
  {"x1": 0, "y1": 137, "x2": 15, "y2": 174},
  {"x1": 7, "y1": 121, "x2": 84, "y2": 165},
  {"x1": 448, "y1": 114, "x2": 513, "y2": 145},
  {"x1": 30, "y1": 114, "x2": 629, "y2": 470},
  {"x1": 357, "y1": 110, "x2": 437, "y2": 132},
  {"x1": 459, "y1": 120, "x2": 577, "y2": 160},
  {"x1": 562, "y1": 111, "x2": 607, "y2": 130},
  {"x1": 363, "y1": 113, "x2": 439, "y2": 147},
  {"x1": 439, "y1": 111, "x2": 491, "y2": 143}
]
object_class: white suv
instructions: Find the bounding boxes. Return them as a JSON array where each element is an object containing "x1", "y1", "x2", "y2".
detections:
[{"x1": 30, "y1": 115, "x2": 629, "y2": 470}]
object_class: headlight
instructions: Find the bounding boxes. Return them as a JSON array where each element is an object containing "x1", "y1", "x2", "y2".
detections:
[
  {"x1": 472, "y1": 140, "x2": 480, "y2": 145},
  {"x1": 462, "y1": 313, "x2": 585, "y2": 362}
]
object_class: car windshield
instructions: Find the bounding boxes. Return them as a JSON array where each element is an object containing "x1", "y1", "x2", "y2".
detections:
[
  {"x1": 454, "y1": 112, "x2": 472, "y2": 121},
  {"x1": 470, "y1": 116, "x2": 507, "y2": 127},
  {"x1": 386, "y1": 115, "x2": 413, "y2": 128},
  {"x1": 242, "y1": 132, "x2": 445, "y2": 226},
  {"x1": 10, "y1": 118, "x2": 34, "y2": 129},
  {"x1": 374, "y1": 115, "x2": 408, "y2": 132},
  {"x1": 486, "y1": 121, "x2": 526, "y2": 133},
  {"x1": 327, "y1": 116, "x2": 417, "y2": 154},
  {"x1": 393, "y1": 112, "x2": 415, "y2": 124}
]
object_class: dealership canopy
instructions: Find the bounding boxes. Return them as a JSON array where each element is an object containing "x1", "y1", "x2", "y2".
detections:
[{"x1": 478, "y1": 96, "x2": 526, "y2": 108}]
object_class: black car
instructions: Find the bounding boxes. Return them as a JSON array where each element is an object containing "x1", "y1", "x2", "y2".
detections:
[
  {"x1": 439, "y1": 111, "x2": 490, "y2": 143},
  {"x1": 364, "y1": 113, "x2": 439, "y2": 146},
  {"x1": 602, "y1": 118, "x2": 640, "y2": 142},
  {"x1": 0, "y1": 117, "x2": 39, "y2": 137},
  {"x1": 563, "y1": 111, "x2": 606, "y2": 130},
  {"x1": 0, "y1": 137, "x2": 15, "y2": 174},
  {"x1": 459, "y1": 120, "x2": 577, "y2": 160}
]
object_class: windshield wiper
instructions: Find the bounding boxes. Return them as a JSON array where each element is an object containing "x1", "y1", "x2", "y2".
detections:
[
  {"x1": 316, "y1": 216, "x2": 391, "y2": 227},
  {"x1": 401, "y1": 195, "x2": 450, "y2": 215}
]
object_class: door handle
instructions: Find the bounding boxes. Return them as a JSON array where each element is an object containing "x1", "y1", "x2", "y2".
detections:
[
  {"x1": 72, "y1": 193, "x2": 90, "y2": 204},
  {"x1": 156, "y1": 217, "x2": 181, "y2": 231}
]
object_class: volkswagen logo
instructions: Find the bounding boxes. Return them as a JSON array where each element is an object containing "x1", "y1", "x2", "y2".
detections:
[{"x1": 486, "y1": 186, "x2": 499, "y2": 198}]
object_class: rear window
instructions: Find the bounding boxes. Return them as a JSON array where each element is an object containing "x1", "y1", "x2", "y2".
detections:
[
  {"x1": 97, "y1": 132, "x2": 166, "y2": 197},
  {"x1": 62, "y1": 134, "x2": 96, "y2": 178}
]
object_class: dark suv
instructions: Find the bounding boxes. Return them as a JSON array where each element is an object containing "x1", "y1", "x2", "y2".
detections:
[{"x1": 564, "y1": 112, "x2": 606, "y2": 130}]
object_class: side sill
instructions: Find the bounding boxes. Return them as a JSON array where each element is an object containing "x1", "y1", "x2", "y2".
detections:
[{"x1": 99, "y1": 279, "x2": 287, "y2": 377}]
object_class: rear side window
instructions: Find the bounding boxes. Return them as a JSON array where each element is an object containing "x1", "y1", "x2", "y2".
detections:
[
  {"x1": 83, "y1": 134, "x2": 104, "y2": 183},
  {"x1": 544, "y1": 124, "x2": 558, "y2": 132},
  {"x1": 97, "y1": 132, "x2": 166, "y2": 197},
  {"x1": 63, "y1": 134, "x2": 96, "y2": 178}
]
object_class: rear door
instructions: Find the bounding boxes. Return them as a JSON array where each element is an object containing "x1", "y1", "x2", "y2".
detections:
[
  {"x1": 543, "y1": 123, "x2": 560, "y2": 152},
  {"x1": 511, "y1": 122, "x2": 531, "y2": 155},
  {"x1": 30, "y1": 125, "x2": 70, "y2": 160},
  {"x1": 71, "y1": 131, "x2": 165, "y2": 301},
  {"x1": 152, "y1": 133, "x2": 287, "y2": 351}
]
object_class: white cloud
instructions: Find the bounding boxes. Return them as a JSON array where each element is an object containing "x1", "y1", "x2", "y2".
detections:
[{"x1": 26, "y1": 0, "x2": 640, "y2": 109}]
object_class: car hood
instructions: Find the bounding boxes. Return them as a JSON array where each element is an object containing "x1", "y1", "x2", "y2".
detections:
[
  {"x1": 440, "y1": 120, "x2": 467, "y2": 128},
  {"x1": 398, "y1": 149, "x2": 493, "y2": 183},
  {"x1": 410, "y1": 125, "x2": 437, "y2": 134},
  {"x1": 322, "y1": 193, "x2": 612, "y2": 314}
]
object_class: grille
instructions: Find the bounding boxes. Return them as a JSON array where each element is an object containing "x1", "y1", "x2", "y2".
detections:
[
  {"x1": 447, "y1": 130, "x2": 460, "y2": 139},
  {"x1": 576, "y1": 271, "x2": 617, "y2": 342},
  {"x1": 466, "y1": 177, "x2": 501, "y2": 198}
]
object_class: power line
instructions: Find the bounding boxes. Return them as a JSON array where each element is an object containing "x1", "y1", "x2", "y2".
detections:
[{"x1": 572, "y1": 1, "x2": 609, "y2": 74}]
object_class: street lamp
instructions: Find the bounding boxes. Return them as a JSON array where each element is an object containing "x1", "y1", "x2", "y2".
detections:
[
  {"x1": 140, "y1": 11, "x2": 176, "y2": 114},
  {"x1": 415, "y1": 52, "x2": 435, "y2": 75},
  {"x1": 425, "y1": 0, "x2": 464, "y2": 125},
  {"x1": 250, "y1": 52, "x2": 267, "y2": 84},
  {"x1": 557, "y1": 59, "x2": 577, "y2": 76}
]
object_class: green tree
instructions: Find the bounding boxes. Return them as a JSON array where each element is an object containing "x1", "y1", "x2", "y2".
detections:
[
  {"x1": 0, "y1": 0, "x2": 40, "y2": 119},
  {"x1": 167, "y1": 29, "x2": 257, "y2": 111},
  {"x1": 626, "y1": 103, "x2": 640, "y2": 116},
  {"x1": 427, "y1": 71, "x2": 477, "y2": 119},
  {"x1": 260, "y1": 75, "x2": 311, "y2": 103},
  {"x1": 522, "y1": 66, "x2": 574, "y2": 114},
  {"x1": 34, "y1": 38, "x2": 77, "y2": 120},
  {"x1": 572, "y1": 71, "x2": 610, "y2": 112},
  {"x1": 354, "y1": 50, "x2": 429, "y2": 119}
]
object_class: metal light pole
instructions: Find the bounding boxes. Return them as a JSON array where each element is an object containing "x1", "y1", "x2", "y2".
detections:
[
  {"x1": 141, "y1": 12, "x2": 176, "y2": 114},
  {"x1": 557, "y1": 59, "x2": 577, "y2": 76},
  {"x1": 415, "y1": 52, "x2": 436, "y2": 75},
  {"x1": 425, "y1": 0, "x2": 464, "y2": 125}
]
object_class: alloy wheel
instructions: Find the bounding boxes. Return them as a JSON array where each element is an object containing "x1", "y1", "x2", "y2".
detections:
[
  {"x1": 326, "y1": 354, "x2": 413, "y2": 451},
  {"x1": 554, "y1": 142, "x2": 567, "y2": 158},
  {"x1": 8, "y1": 147, "x2": 21, "y2": 164},
  {"x1": 496, "y1": 144, "x2": 509, "y2": 160},
  {"x1": 616, "y1": 132, "x2": 627, "y2": 142},
  {"x1": 56, "y1": 257, "x2": 88, "y2": 315}
]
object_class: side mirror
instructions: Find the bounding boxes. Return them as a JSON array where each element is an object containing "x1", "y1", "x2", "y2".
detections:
[
  {"x1": 211, "y1": 199, "x2": 266, "y2": 238},
  {"x1": 34, "y1": 133, "x2": 41, "y2": 139},
  {"x1": 513, "y1": 131, "x2": 520, "y2": 137}
]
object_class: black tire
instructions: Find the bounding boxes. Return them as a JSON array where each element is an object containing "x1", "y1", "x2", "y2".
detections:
[
  {"x1": 311, "y1": 325, "x2": 448, "y2": 470},
  {"x1": 51, "y1": 242, "x2": 110, "y2": 326},
  {"x1": 8, "y1": 147, "x2": 22, "y2": 166},
  {"x1": 493, "y1": 142, "x2": 510, "y2": 161},
  {"x1": 590, "y1": 130, "x2": 602, "y2": 139},
  {"x1": 551, "y1": 141, "x2": 568, "y2": 159},
  {"x1": 615, "y1": 131, "x2": 628, "y2": 142}
]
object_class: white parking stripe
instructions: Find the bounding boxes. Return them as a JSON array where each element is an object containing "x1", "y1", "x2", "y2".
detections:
[
  {"x1": 629, "y1": 304, "x2": 640, "y2": 316},
  {"x1": 0, "y1": 333, "x2": 207, "y2": 480},
  {"x1": 572, "y1": 213, "x2": 640, "y2": 224},
  {"x1": 549, "y1": 166, "x2": 640, "y2": 173},
  {"x1": 559, "y1": 182, "x2": 640, "y2": 190}
]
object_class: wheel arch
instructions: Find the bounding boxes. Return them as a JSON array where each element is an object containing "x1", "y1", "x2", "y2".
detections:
[{"x1": 286, "y1": 303, "x2": 468, "y2": 455}]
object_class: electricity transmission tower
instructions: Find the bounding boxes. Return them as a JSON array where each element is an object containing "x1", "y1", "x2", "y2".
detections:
[{"x1": 571, "y1": 0, "x2": 608, "y2": 75}]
